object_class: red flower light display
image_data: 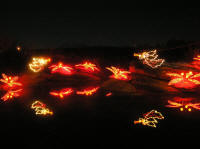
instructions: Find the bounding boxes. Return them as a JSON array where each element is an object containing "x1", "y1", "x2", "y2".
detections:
[
  {"x1": 76, "y1": 87, "x2": 99, "y2": 96},
  {"x1": 166, "y1": 71, "x2": 200, "y2": 89},
  {"x1": 1, "y1": 89, "x2": 23, "y2": 101},
  {"x1": 31, "y1": 100, "x2": 53, "y2": 116},
  {"x1": 106, "y1": 66, "x2": 131, "y2": 80},
  {"x1": 49, "y1": 62, "x2": 74, "y2": 75},
  {"x1": 166, "y1": 100, "x2": 200, "y2": 112},
  {"x1": 50, "y1": 88, "x2": 73, "y2": 99},
  {"x1": 0, "y1": 73, "x2": 22, "y2": 88},
  {"x1": 75, "y1": 61, "x2": 100, "y2": 72}
]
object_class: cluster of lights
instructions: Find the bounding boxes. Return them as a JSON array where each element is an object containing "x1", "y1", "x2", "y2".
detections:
[
  {"x1": 134, "y1": 50, "x2": 165, "y2": 68},
  {"x1": 49, "y1": 62, "x2": 74, "y2": 75},
  {"x1": 166, "y1": 100, "x2": 200, "y2": 112},
  {"x1": 166, "y1": 71, "x2": 200, "y2": 89},
  {"x1": 106, "y1": 66, "x2": 131, "y2": 80},
  {"x1": 0, "y1": 73, "x2": 22, "y2": 88},
  {"x1": 1, "y1": 89, "x2": 22, "y2": 101},
  {"x1": 0, "y1": 74, "x2": 23, "y2": 101},
  {"x1": 31, "y1": 100, "x2": 53, "y2": 116},
  {"x1": 134, "y1": 110, "x2": 164, "y2": 128},
  {"x1": 76, "y1": 87, "x2": 99, "y2": 96},
  {"x1": 29, "y1": 57, "x2": 51, "y2": 72},
  {"x1": 75, "y1": 62, "x2": 100, "y2": 72},
  {"x1": 50, "y1": 88, "x2": 73, "y2": 99}
]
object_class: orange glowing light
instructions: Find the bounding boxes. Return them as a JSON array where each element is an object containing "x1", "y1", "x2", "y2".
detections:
[
  {"x1": 50, "y1": 88, "x2": 73, "y2": 99},
  {"x1": 134, "y1": 50, "x2": 165, "y2": 68},
  {"x1": 76, "y1": 87, "x2": 99, "y2": 96},
  {"x1": 106, "y1": 66, "x2": 131, "y2": 80},
  {"x1": 166, "y1": 71, "x2": 200, "y2": 89},
  {"x1": 193, "y1": 55, "x2": 200, "y2": 61},
  {"x1": 75, "y1": 61, "x2": 100, "y2": 72},
  {"x1": 166, "y1": 100, "x2": 200, "y2": 111},
  {"x1": 31, "y1": 101, "x2": 53, "y2": 116},
  {"x1": 1, "y1": 89, "x2": 22, "y2": 101},
  {"x1": 16, "y1": 46, "x2": 21, "y2": 51},
  {"x1": 134, "y1": 110, "x2": 164, "y2": 128},
  {"x1": 49, "y1": 62, "x2": 73, "y2": 75},
  {"x1": 29, "y1": 57, "x2": 51, "y2": 72},
  {"x1": 0, "y1": 73, "x2": 22, "y2": 88},
  {"x1": 106, "y1": 92, "x2": 112, "y2": 97}
]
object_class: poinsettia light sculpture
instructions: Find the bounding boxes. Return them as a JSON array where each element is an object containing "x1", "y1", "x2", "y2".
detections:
[
  {"x1": 166, "y1": 99, "x2": 200, "y2": 112},
  {"x1": 166, "y1": 71, "x2": 200, "y2": 89},
  {"x1": 75, "y1": 61, "x2": 100, "y2": 72},
  {"x1": 134, "y1": 49, "x2": 165, "y2": 68},
  {"x1": 0, "y1": 73, "x2": 22, "y2": 88},
  {"x1": 106, "y1": 66, "x2": 131, "y2": 80},
  {"x1": 49, "y1": 62, "x2": 74, "y2": 75}
]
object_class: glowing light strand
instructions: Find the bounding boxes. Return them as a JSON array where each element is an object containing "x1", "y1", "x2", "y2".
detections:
[
  {"x1": 50, "y1": 88, "x2": 73, "y2": 99},
  {"x1": 29, "y1": 57, "x2": 51, "y2": 72},
  {"x1": 31, "y1": 101, "x2": 53, "y2": 116},
  {"x1": 134, "y1": 50, "x2": 165, "y2": 68},
  {"x1": 1, "y1": 89, "x2": 23, "y2": 101},
  {"x1": 134, "y1": 110, "x2": 164, "y2": 128},
  {"x1": 76, "y1": 87, "x2": 99, "y2": 96}
]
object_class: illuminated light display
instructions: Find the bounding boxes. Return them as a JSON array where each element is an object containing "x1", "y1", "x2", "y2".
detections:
[
  {"x1": 76, "y1": 87, "x2": 99, "y2": 96},
  {"x1": 49, "y1": 62, "x2": 74, "y2": 75},
  {"x1": 75, "y1": 61, "x2": 100, "y2": 72},
  {"x1": 0, "y1": 73, "x2": 22, "y2": 88},
  {"x1": 1, "y1": 89, "x2": 23, "y2": 101},
  {"x1": 134, "y1": 49, "x2": 165, "y2": 68},
  {"x1": 106, "y1": 92, "x2": 112, "y2": 97},
  {"x1": 31, "y1": 101, "x2": 53, "y2": 116},
  {"x1": 16, "y1": 46, "x2": 21, "y2": 51},
  {"x1": 106, "y1": 66, "x2": 131, "y2": 80},
  {"x1": 29, "y1": 57, "x2": 51, "y2": 72},
  {"x1": 134, "y1": 110, "x2": 164, "y2": 128},
  {"x1": 193, "y1": 55, "x2": 200, "y2": 61},
  {"x1": 50, "y1": 88, "x2": 73, "y2": 99},
  {"x1": 166, "y1": 71, "x2": 200, "y2": 89},
  {"x1": 166, "y1": 100, "x2": 200, "y2": 112}
]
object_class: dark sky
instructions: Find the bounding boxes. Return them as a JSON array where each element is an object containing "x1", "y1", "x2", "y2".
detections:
[{"x1": 1, "y1": 1, "x2": 200, "y2": 49}]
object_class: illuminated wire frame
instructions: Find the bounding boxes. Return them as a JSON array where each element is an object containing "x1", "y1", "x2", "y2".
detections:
[
  {"x1": 193, "y1": 55, "x2": 200, "y2": 61},
  {"x1": 75, "y1": 61, "x2": 100, "y2": 72},
  {"x1": 0, "y1": 73, "x2": 22, "y2": 88},
  {"x1": 166, "y1": 71, "x2": 200, "y2": 89},
  {"x1": 166, "y1": 100, "x2": 200, "y2": 112},
  {"x1": 76, "y1": 87, "x2": 99, "y2": 96},
  {"x1": 49, "y1": 62, "x2": 74, "y2": 75},
  {"x1": 106, "y1": 66, "x2": 131, "y2": 80},
  {"x1": 134, "y1": 110, "x2": 164, "y2": 128},
  {"x1": 29, "y1": 57, "x2": 51, "y2": 72},
  {"x1": 31, "y1": 101, "x2": 53, "y2": 116},
  {"x1": 134, "y1": 49, "x2": 165, "y2": 68},
  {"x1": 1, "y1": 89, "x2": 23, "y2": 101},
  {"x1": 50, "y1": 88, "x2": 73, "y2": 99}
]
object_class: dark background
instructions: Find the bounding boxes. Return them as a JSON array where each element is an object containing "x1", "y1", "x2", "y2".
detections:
[{"x1": 0, "y1": 1, "x2": 200, "y2": 146}]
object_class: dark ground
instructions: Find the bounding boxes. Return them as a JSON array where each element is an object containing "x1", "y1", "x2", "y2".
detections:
[{"x1": 0, "y1": 47, "x2": 200, "y2": 145}]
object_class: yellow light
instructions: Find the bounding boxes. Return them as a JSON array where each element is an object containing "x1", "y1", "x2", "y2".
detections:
[
  {"x1": 31, "y1": 100, "x2": 53, "y2": 116},
  {"x1": 134, "y1": 110, "x2": 164, "y2": 128},
  {"x1": 180, "y1": 108, "x2": 184, "y2": 111},
  {"x1": 29, "y1": 57, "x2": 51, "y2": 72}
]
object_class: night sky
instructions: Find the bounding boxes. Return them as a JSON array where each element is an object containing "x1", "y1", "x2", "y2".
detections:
[{"x1": 1, "y1": 1, "x2": 200, "y2": 49}]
